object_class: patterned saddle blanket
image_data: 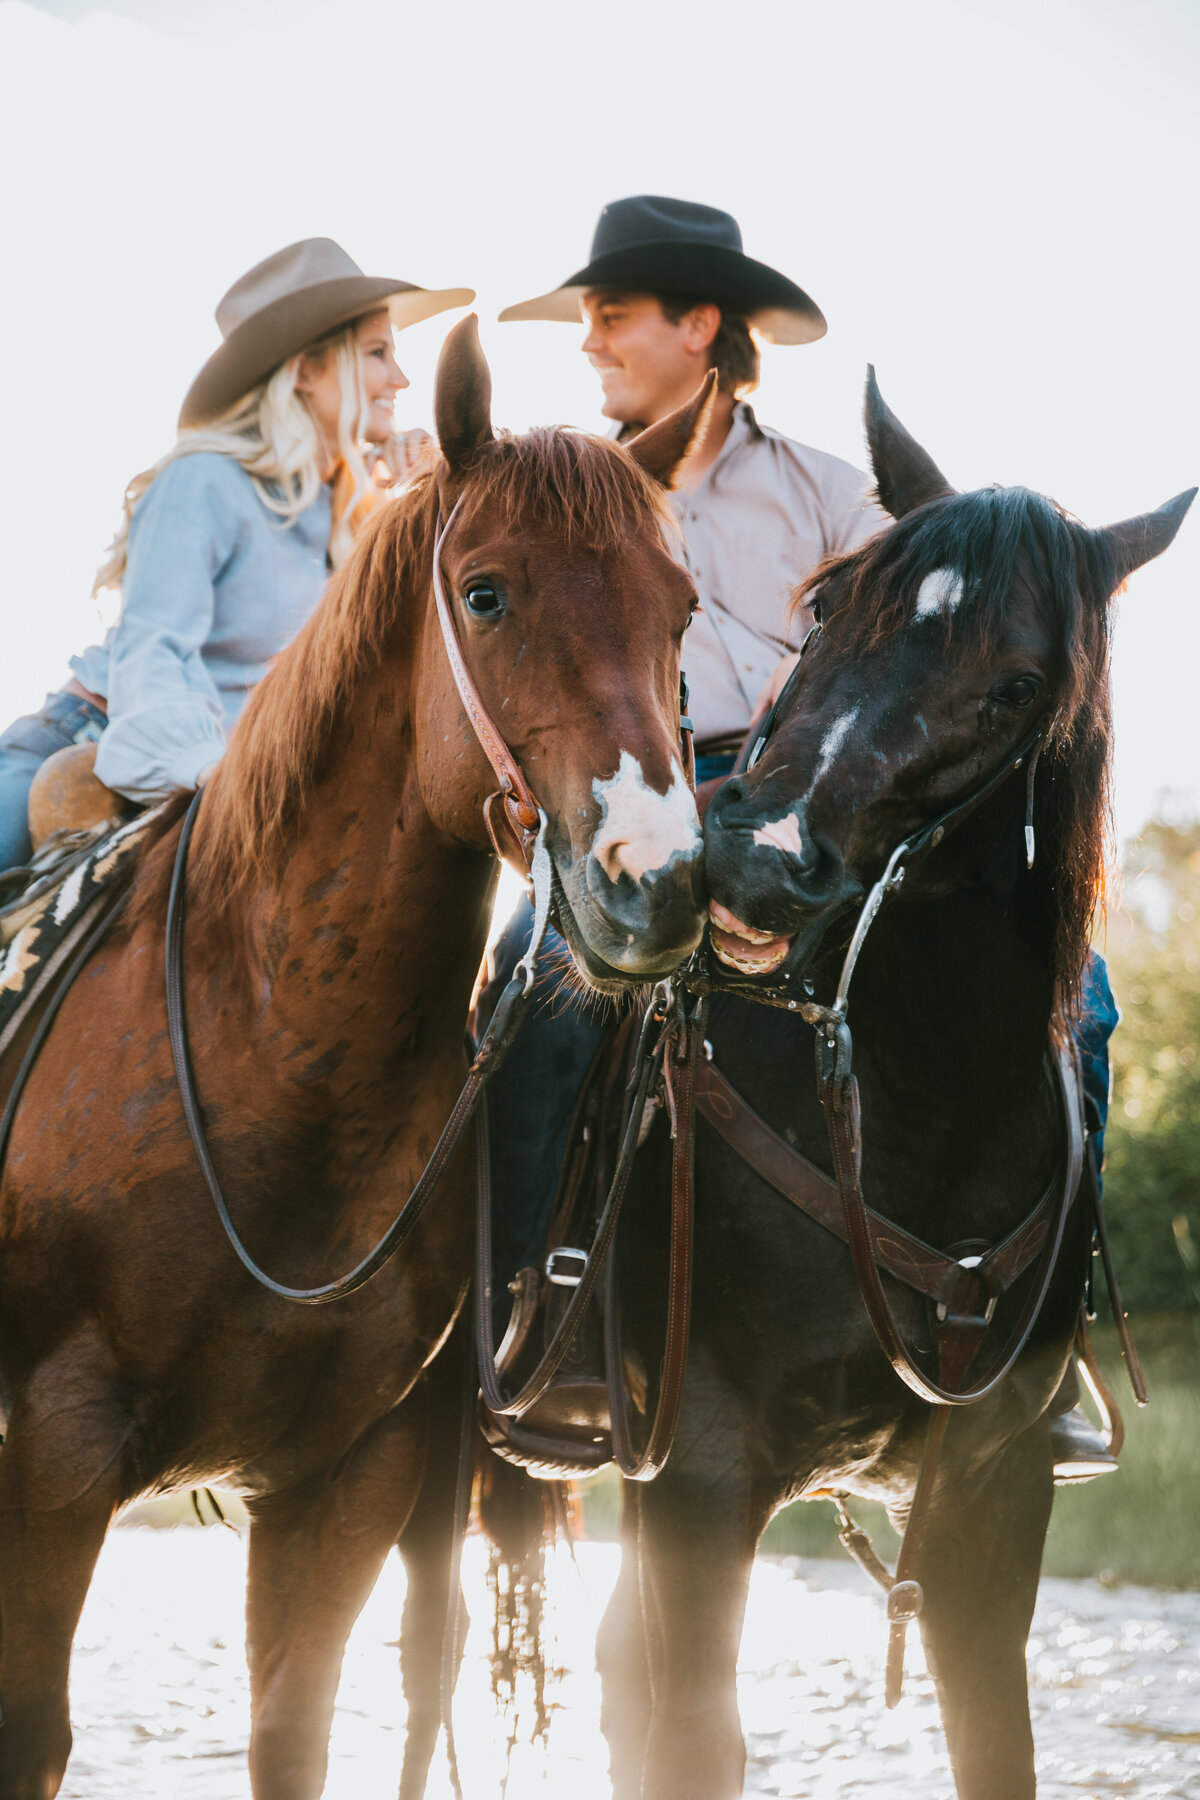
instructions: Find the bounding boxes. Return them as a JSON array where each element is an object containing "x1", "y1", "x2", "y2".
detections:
[{"x1": 0, "y1": 808, "x2": 164, "y2": 1057}]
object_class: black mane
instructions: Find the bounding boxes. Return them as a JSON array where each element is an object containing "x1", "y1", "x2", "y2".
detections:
[{"x1": 798, "y1": 487, "x2": 1118, "y2": 1011}]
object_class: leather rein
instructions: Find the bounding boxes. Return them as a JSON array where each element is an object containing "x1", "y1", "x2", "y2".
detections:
[
  {"x1": 163, "y1": 479, "x2": 703, "y2": 1490},
  {"x1": 163, "y1": 495, "x2": 554, "y2": 1304},
  {"x1": 690, "y1": 698, "x2": 1140, "y2": 1703}
]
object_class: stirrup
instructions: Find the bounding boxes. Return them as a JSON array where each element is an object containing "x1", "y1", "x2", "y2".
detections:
[{"x1": 1051, "y1": 1403, "x2": 1119, "y2": 1484}]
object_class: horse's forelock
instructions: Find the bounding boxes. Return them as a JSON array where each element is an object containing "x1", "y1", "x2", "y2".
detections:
[{"x1": 454, "y1": 428, "x2": 675, "y2": 554}]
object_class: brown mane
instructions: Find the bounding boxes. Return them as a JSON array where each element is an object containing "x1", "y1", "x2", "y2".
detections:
[
  {"x1": 178, "y1": 429, "x2": 672, "y2": 913},
  {"x1": 793, "y1": 486, "x2": 1119, "y2": 1015}
]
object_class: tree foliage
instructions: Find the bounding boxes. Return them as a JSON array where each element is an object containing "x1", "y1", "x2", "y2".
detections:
[{"x1": 1101, "y1": 813, "x2": 1200, "y2": 1316}]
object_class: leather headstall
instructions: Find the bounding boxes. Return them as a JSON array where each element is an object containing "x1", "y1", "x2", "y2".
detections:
[
  {"x1": 157, "y1": 486, "x2": 562, "y2": 1305},
  {"x1": 430, "y1": 494, "x2": 543, "y2": 873}
]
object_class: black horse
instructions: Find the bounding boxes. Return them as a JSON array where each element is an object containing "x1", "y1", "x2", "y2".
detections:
[{"x1": 594, "y1": 383, "x2": 1193, "y2": 1800}]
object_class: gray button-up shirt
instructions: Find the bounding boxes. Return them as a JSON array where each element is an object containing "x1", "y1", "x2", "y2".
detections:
[{"x1": 671, "y1": 403, "x2": 888, "y2": 746}]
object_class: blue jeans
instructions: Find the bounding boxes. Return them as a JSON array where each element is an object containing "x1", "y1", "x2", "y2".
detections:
[
  {"x1": 1078, "y1": 948, "x2": 1118, "y2": 1172},
  {"x1": 0, "y1": 691, "x2": 107, "y2": 873}
]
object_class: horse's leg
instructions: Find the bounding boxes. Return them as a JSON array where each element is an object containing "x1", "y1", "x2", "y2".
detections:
[
  {"x1": 0, "y1": 1351, "x2": 125, "y2": 1799},
  {"x1": 244, "y1": 1402, "x2": 425, "y2": 1800},
  {"x1": 916, "y1": 1419, "x2": 1053, "y2": 1800},
  {"x1": 395, "y1": 1328, "x2": 471, "y2": 1800},
  {"x1": 596, "y1": 1485, "x2": 653, "y2": 1800},
  {"x1": 623, "y1": 1369, "x2": 769, "y2": 1800}
]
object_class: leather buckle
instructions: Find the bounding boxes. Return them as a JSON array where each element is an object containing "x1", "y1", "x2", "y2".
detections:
[
  {"x1": 545, "y1": 1246, "x2": 588, "y2": 1287},
  {"x1": 886, "y1": 1578, "x2": 924, "y2": 1622},
  {"x1": 936, "y1": 1253, "x2": 997, "y2": 1325}
]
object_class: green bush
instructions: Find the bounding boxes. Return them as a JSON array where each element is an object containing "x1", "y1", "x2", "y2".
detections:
[
  {"x1": 1102, "y1": 814, "x2": 1200, "y2": 1316},
  {"x1": 744, "y1": 1324, "x2": 1197, "y2": 1588},
  {"x1": 579, "y1": 1324, "x2": 1199, "y2": 1589}
]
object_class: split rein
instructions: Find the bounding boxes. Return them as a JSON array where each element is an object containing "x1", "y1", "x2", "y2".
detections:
[
  {"x1": 164, "y1": 495, "x2": 552, "y2": 1305},
  {"x1": 694, "y1": 701, "x2": 1148, "y2": 1705},
  {"x1": 163, "y1": 488, "x2": 703, "y2": 1463}
]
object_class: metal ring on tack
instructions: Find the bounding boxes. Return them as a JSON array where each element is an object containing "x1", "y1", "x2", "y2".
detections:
[{"x1": 886, "y1": 1579, "x2": 925, "y2": 1623}]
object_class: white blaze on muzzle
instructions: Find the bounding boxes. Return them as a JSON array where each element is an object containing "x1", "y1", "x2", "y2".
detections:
[
  {"x1": 590, "y1": 752, "x2": 701, "y2": 885},
  {"x1": 752, "y1": 811, "x2": 805, "y2": 857}
]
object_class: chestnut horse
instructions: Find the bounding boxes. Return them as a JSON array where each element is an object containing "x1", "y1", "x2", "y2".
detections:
[
  {"x1": 596, "y1": 381, "x2": 1193, "y2": 1798},
  {"x1": 0, "y1": 317, "x2": 709, "y2": 1799}
]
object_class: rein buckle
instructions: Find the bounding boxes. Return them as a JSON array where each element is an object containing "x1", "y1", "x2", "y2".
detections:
[
  {"x1": 886, "y1": 1578, "x2": 924, "y2": 1623},
  {"x1": 545, "y1": 1246, "x2": 588, "y2": 1288}
]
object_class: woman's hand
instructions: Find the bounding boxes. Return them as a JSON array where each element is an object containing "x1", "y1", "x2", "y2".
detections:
[{"x1": 373, "y1": 429, "x2": 435, "y2": 489}]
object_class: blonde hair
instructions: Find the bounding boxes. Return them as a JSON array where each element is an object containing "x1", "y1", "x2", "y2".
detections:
[{"x1": 93, "y1": 319, "x2": 376, "y2": 597}]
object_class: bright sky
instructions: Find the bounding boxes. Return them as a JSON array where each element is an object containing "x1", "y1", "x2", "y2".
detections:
[{"x1": 1, "y1": 0, "x2": 1196, "y2": 841}]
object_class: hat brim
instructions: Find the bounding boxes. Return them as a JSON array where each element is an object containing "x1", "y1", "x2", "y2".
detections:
[
  {"x1": 498, "y1": 243, "x2": 826, "y2": 346},
  {"x1": 179, "y1": 275, "x2": 476, "y2": 427}
]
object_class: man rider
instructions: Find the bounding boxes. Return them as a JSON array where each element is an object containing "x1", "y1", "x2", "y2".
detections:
[
  {"x1": 502, "y1": 193, "x2": 883, "y2": 783},
  {"x1": 493, "y1": 193, "x2": 1115, "y2": 1481}
]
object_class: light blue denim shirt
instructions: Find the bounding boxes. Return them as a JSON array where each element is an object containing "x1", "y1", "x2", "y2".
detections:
[{"x1": 81, "y1": 453, "x2": 331, "y2": 802}]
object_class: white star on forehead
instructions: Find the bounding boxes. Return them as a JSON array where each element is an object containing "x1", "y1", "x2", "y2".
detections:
[{"x1": 914, "y1": 567, "x2": 965, "y2": 618}]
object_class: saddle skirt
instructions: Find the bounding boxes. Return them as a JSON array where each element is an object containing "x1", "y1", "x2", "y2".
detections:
[{"x1": 0, "y1": 806, "x2": 166, "y2": 1058}]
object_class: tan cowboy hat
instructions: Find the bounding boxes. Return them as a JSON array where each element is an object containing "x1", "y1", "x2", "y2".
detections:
[{"x1": 179, "y1": 237, "x2": 475, "y2": 428}]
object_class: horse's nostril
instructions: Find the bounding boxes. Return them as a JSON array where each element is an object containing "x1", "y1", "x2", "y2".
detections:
[
  {"x1": 707, "y1": 776, "x2": 749, "y2": 821},
  {"x1": 594, "y1": 837, "x2": 631, "y2": 884}
]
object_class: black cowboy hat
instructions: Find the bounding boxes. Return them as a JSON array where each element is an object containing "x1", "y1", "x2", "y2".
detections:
[{"x1": 499, "y1": 194, "x2": 826, "y2": 346}]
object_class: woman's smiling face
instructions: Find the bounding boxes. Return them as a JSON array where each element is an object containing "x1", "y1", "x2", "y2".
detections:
[
  {"x1": 295, "y1": 309, "x2": 409, "y2": 448},
  {"x1": 352, "y1": 309, "x2": 409, "y2": 444}
]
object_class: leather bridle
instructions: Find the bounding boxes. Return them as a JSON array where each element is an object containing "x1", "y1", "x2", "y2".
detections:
[
  {"x1": 161, "y1": 493, "x2": 696, "y2": 1330},
  {"x1": 689, "y1": 698, "x2": 1138, "y2": 1704},
  {"x1": 429, "y1": 493, "x2": 543, "y2": 874},
  {"x1": 162, "y1": 497, "x2": 558, "y2": 1304}
]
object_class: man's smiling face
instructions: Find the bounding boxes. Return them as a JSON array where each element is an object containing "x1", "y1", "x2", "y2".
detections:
[{"x1": 580, "y1": 290, "x2": 718, "y2": 426}]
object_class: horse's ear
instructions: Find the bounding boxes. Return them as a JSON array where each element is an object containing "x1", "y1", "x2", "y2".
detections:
[
  {"x1": 435, "y1": 314, "x2": 495, "y2": 477},
  {"x1": 864, "y1": 366, "x2": 956, "y2": 519},
  {"x1": 1097, "y1": 487, "x2": 1196, "y2": 588},
  {"x1": 625, "y1": 370, "x2": 718, "y2": 487}
]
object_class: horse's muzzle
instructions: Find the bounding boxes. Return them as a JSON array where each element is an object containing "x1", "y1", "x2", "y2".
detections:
[
  {"x1": 703, "y1": 779, "x2": 857, "y2": 975},
  {"x1": 555, "y1": 847, "x2": 706, "y2": 990}
]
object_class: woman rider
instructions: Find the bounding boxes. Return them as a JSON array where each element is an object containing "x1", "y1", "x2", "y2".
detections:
[{"x1": 0, "y1": 237, "x2": 472, "y2": 859}]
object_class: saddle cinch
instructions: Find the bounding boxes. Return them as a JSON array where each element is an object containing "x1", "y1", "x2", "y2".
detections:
[{"x1": 0, "y1": 745, "x2": 151, "y2": 1059}]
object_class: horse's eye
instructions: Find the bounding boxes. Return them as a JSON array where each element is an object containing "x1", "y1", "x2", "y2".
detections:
[
  {"x1": 464, "y1": 583, "x2": 503, "y2": 617},
  {"x1": 995, "y1": 675, "x2": 1040, "y2": 710}
]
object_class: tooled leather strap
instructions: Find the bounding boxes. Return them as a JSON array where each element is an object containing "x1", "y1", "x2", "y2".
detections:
[
  {"x1": 430, "y1": 496, "x2": 542, "y2": 868},
  {"x1": 606, "y1": 997, "x2": 704, "y2": 1481},
  {"x1": 821, "y1": 1038, "x2": 1083, "y2": 1407},
  {"x1": 695, "y1": 1058, "x2": 1058, "y2": 1314}
]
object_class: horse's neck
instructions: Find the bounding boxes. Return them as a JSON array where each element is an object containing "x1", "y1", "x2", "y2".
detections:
[
  {"x1": 859, "y1": 885, "x2": 1052, "y2": 1090},
  {"x1": 235, "y1": 663, "x2": 494, "y2": 1089},
  {"x1": 832, "y1": 837, "x2": 1058, "y2": 1217}
]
